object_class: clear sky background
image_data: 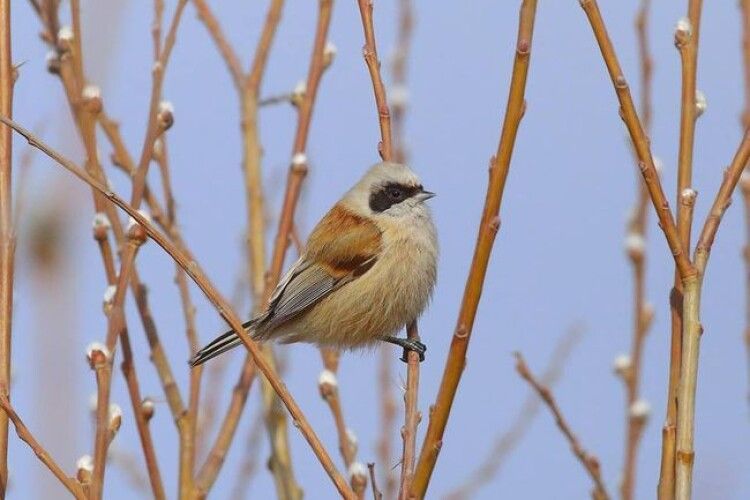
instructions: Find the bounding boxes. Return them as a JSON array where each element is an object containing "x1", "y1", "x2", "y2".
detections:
[{"x1": 6, "y1": 1, "x2": 750, "y2": 498}]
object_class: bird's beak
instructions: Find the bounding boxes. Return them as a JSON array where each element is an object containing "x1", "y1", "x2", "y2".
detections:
[{"x1": 415, "y1": 189, "x2": 436, "y2": 203}]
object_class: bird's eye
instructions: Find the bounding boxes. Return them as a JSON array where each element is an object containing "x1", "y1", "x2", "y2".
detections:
[{"x1": 388, "y1": 188, "x2": 403, "y2": 199}]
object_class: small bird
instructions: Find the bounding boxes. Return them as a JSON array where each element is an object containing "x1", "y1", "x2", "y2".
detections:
[{"x1": 189, "y1": 162, "x2": 437, "y2": 367}]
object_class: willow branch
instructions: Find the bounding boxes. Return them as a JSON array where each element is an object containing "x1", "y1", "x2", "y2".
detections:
[
  {"x1": 398, "y1": 321, "x2": 420, "y2": 500},
  {"x1": 740, "y1": 0, "x2": 750, "y2": 409},
  {"x1": 446, "y1": 327, "x2": 583, "y2": 499},
  {"x1": 0, "y1": 392, "x2": 85, "y2": 499},
  {"x1": 228, "y1": 407, "x2": 265, "y2": 499},
  {"x1": 129, "y1": 0, "x2": 187, "y2": 210},
  {"x1": 0, "y1": 2, "x2": 12, "y2": 494},
  {"x1": 411, "y1": 2, "x2": 538, "y2": 495},
  {"x1": 694, "y1": 134, "x2": 750, "y2": 271},
  {"x1": 578, "y1": 0, "x2": 695, "y2": 281},
  {"x1": 319, "y1": 350, "x2": 358, "y2": 470},
  {"x1": 356, "y1": 0, "x2": 392, "y2": 160},
  {"x1": 620, "y1": 2, "x2": 654, "y2": 499},
  {"x1": 515, "y1": 353, "x2": 609, "y2": 500},
  {"x1": 194, "y1": 357, "x2": 257, "y2": 496},
  {"x1": 0, "y1": 116, "x2": 356, "y2": 499},
  {"x1": 191, "y1": 0, "x2": 244, "y2": 91}
]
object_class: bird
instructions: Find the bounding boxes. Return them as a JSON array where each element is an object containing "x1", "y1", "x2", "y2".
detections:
[{"x1": 189, "y1": 161, "x2": 437, "y2": 367}]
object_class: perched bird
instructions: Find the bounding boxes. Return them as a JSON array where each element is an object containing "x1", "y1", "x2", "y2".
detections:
[{"x1": 189, "y1": 162, "x2": 437, "y2": 367}]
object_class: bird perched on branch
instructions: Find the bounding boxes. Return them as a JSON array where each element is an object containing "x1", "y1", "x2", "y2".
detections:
[{"x1": 190, "y1": 162, "x2": 437, "y2": 367}]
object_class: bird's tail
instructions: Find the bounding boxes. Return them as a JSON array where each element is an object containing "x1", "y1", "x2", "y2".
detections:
[{"x1": 189, "y1": 319, "x2": 257, "y2": 367}]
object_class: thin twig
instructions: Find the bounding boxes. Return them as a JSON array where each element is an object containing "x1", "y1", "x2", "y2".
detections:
[
  {"x1": 411, "y1": 2, "x2": 539, "y2": 495},
  {"x1": 446, "y1": 327, "x2": 583, "y2": 499},
  {"x1": 514, "y1": 353, "x2": 610, "y2": 500},
  {"x1": 577, "y1": 0, "x2": 695, "y2": 281},
  {"x1": 0, "y1": 391, "x2": 86, "y2": 499},
  {"x1": 0, "y1": 116, "x2": 357, "y2": 499},
  {"x1": 368, "y1": 463, "x2": 383, "y2": 500},
  {"x1": 620, "y1": 2, "x2": 654, "y2": 499},
  {"x1": 319, "y1": 350, "x2": 358, "y2": 469},
  {"x1": 191, "y1": 0, "x2": 244, "y2": 91},
  {"x1": 194, "y1": 357, "x2": 257, "y2": 496},
  {"x1": 228, "y1": 407, "x2": 266, "y2": 499},
  {"x1": 356, "y1": 0, "x2": 392, "y2": 160},
  {"x1": 398, "y1": 321, "x2": 420, "y2": 500}
]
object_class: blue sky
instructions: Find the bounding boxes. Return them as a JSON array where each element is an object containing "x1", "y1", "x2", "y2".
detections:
[{"x1": 7, "y1": 1, "x2": 750, "y2": 498}]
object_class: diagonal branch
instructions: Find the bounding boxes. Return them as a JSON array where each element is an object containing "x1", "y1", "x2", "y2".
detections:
[
  {"x1": 0, "y1": 391, "x2": 86, "y2": 499},
  {"x1": 0, "y1": 116, "x2": 356, "y2": 500},
  {"x1": 411, "y1": 1, "x2": 538, "y2": 496},
  {"x1": 578, "y1": 0, "x2": 695, "y2": 281},
  {"x1": 514, "y1": 353, "x2": 610, "y2": 500}
]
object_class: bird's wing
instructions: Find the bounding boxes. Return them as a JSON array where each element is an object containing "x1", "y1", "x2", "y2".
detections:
[{"x1": 259, "y1": 205, "x2": 382, "y2": 333}]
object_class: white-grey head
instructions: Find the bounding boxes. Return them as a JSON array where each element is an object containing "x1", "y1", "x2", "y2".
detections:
[{"x1": 343, "y1": 162, "x2": 435, "y2": 219}]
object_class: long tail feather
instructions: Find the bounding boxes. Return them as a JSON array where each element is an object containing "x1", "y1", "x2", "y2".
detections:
[{"x1": 189, "y1": 319, "x2": 256, "y2": 367}]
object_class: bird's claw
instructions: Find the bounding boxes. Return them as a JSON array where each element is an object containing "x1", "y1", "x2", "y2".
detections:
[{"x1": 399, "y1": 339, "x2": 426, "y2": 363}]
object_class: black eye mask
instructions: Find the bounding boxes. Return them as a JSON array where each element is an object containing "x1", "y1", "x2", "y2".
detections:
[{"x1": 369, "y1": 182, "x2": 422, "y2": 212}]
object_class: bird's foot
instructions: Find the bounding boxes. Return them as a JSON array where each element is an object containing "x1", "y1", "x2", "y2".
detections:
[{"x1": 382, "y1": 336, "x2": 427, "y2": 363}]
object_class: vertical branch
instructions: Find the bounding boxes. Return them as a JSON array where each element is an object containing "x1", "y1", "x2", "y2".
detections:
[
  {"x1": 398, "y1": 321, "x2": 420, "y2": 500},
  {"x1": 739, "y1": 0, "x2": 750, "y2": 409},
  {"x1": 318, "y1": 349, "x2": 359, "y2": 471},
  {"x1": 379, "y1": 1, "x2": 413, "y2": 494},
  {"x1": 354, "y1": 2, "x2": 419, "y2": 497},
  {"x1": 0, "y1": 1, "x2": 12, "y2": 494},
  {"x1": 411, "y1": 1, "x2": 539, "y2": 496},
  {"x1": 673, "y1": 131, "x2": 750, "y2": 499},
  {"x1": 661, "y1": 5, "x2": 704, "y2": 497},
  {"x1": 620, "y1": 2, "x2": 654, "y2": 499}
]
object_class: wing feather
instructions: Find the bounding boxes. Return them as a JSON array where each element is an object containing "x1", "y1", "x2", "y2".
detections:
[{"x1": 257, "y1": 205, "x2": 381, "y2": 334}]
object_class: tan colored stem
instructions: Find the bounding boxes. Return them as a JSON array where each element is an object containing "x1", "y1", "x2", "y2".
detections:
[
  {"x1": 446, "y1": 327, "x2": 583, "y2": 499},
  {"x1": 578, "y1": 0, "x2": 695, "y2": 281},
  {"x1": 0, "y1": 116, "x2": 356, "y2": 499},
  {"x1": 662, "y1": 5, "x2": 703, "y2": 495},
  {"x1": 621, "y1": 4, "x2": 653, "y2": 500},
  {"x1": 194, "y1": 356, "x2": 257, "y2": 496},
  {"x1": 0, "y1": 392, "x2": 86, "y2": 499},
  {"x1": 0, "y1": 1, "x2": 12, "y2": 494},
  {"x1": 356, "y1": 0, "x2": 392, "y2": 160},
  {"x1": 398, "y1": 321, "x2": 420, "y2": 500},
  {"x1": 674, "y1": 276, "x2": 701, "y2": 500},
  {"x1": 411, "y1": 2, "x2": 538, "y2": 496}
]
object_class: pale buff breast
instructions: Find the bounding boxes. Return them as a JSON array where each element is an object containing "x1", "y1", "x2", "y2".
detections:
[{"x1": 279, "y1": 213, "x2": 437, "y2": 348}]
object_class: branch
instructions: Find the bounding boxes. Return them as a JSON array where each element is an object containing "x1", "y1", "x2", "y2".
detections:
[
  {"x1": 0, "y1": 1, "x2": 13, "y2": 494},
  {"x1": 411, "y1": 1, "x2": 538, "y2": 495},
  {"x1": 620, "y1": 2, "x2": 654, "y2": 499},
  {"x1": 356, "y1": 0, "x2": 392, "y2": 160},
  {"x1": 0, "y1": 392, "x2": 85, "y2": 499},
  {"x1": 694, "y1": 130, "x2": 750, "y2": 272},
  {"x1": 318, "y1": 350, "x2": 358, "y2": 469},
  {"x1": 514, "y1": 353, "x2": 610, "y2": 500},
  {"x1": 578, "y1": 0, "x2": 695, "y2": 281},
  {"x1": 446, "y1": 327, "x2": 583, "y2": 499},
  {"x1": 0, "y1": 116, "x2": 356, "y2": 499},
  {"x1": 191, "y1": 0, "x2": 244, "y2": 91},
  {"x1": 194, "y1": 357, "x2": 256, "y2": 495},
  {"x1": 740, "y1": 0, "x2": 750, "y2": 411},
  {"x1": 398, "y1": 321, "x2": 420, "y2": 500}
]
